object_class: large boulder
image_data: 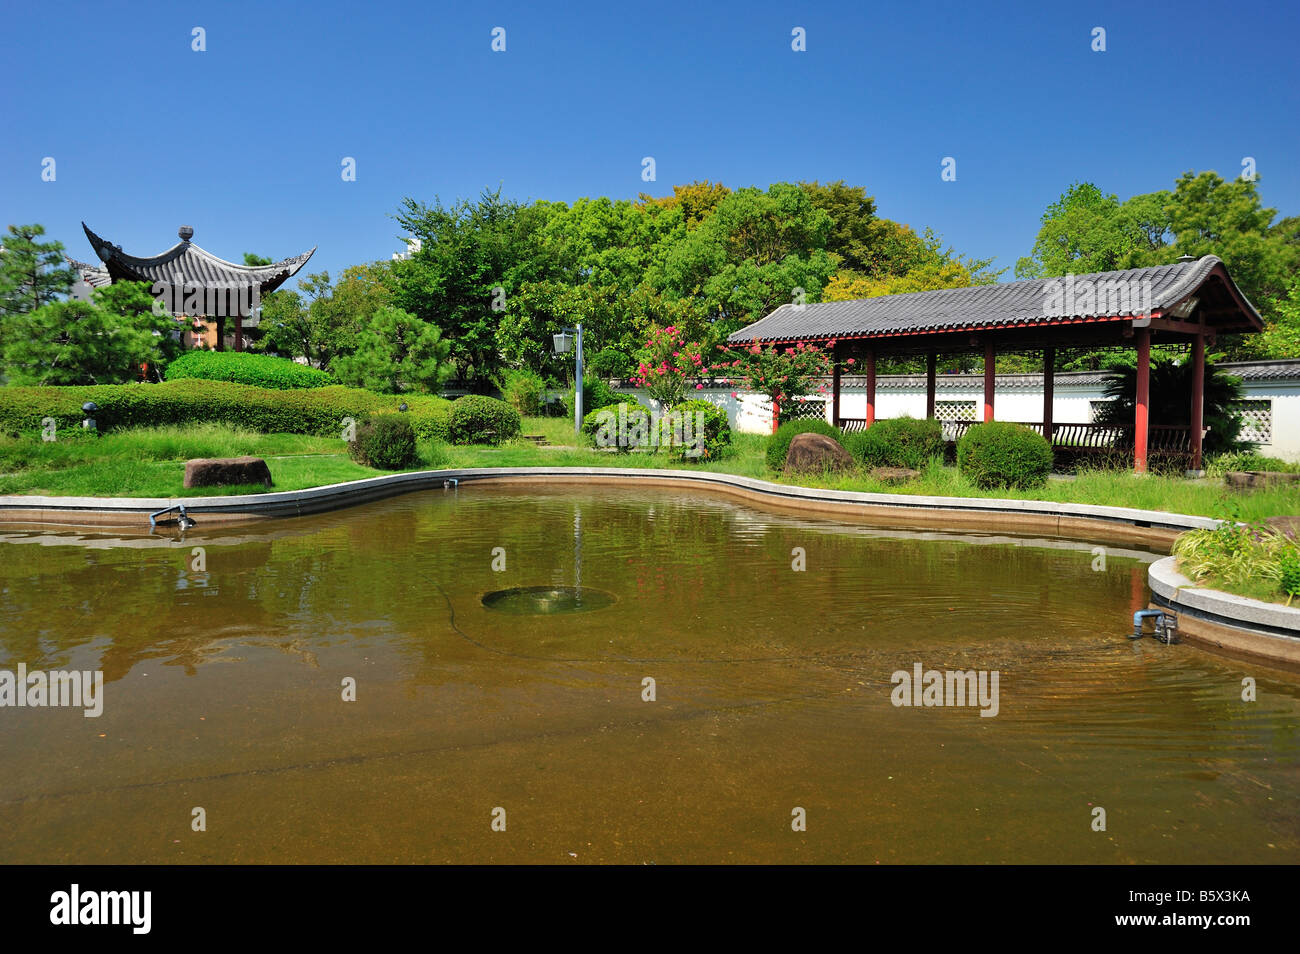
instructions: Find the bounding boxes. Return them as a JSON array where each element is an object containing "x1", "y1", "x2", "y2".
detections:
[
  {"x1": 184, "y1": 456, "x2": 273, "y2": 489},
  {"x1": 784, "y1": 432, "x2": 854, "y2": 474}
]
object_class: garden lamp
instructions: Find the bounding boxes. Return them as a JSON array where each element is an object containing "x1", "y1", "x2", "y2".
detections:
[{"x1": 553, "y1": 323, "x2": 584, "y2": 435}]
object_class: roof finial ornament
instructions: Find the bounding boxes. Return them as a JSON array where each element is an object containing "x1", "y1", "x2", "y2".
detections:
[
  {"x1": 179, "y1": 225, "x2": 194, "y2": 242},
  {"x1": 1176, "y1": 253, "x2": 1195, "y2": 263}
]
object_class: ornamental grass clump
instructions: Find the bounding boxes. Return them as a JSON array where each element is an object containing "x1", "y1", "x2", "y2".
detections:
[{"x1": 1172, "y1": 521, "x2": 1292, "y2": 599}]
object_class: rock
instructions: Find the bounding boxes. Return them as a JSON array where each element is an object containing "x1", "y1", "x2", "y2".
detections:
[
  {"x1": 1226, "y1": 470, "x2": 1300, "y2": 490},
  {"x1": 1266, "y1": 516, "x2": 1300, "y2": 539},
  {"x1": 870, "y1": 466, "x2": 921, "y2": 485},
  {"x1": 184, "y1": 456, "x2": 273, "y2": 489},
  {"x1": 784, "y1": 432, "x2": 854, "y2": 474}
]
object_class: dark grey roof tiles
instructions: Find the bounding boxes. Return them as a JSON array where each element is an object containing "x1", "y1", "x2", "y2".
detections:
[
  {"x1": 82, "y1": 223, "x2": 315, "y2": 292},
  {"x1": 728, "y1": 256, "x2": 1258, "y2": 342}
]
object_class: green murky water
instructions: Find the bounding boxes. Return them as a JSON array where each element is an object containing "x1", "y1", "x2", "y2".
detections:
[{"x1": 0, "y1": 485, "x2": 1296, "y2": 863}]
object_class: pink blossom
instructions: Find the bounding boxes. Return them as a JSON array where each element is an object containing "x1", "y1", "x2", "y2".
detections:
[
  {"x1": 696, "y1": 383, "x2": 704, "y2": 390},
  {"x1": 846, "y1": 358, "x2": 856, "y2": 365}
]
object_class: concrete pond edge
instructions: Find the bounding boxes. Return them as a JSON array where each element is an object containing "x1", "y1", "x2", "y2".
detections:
[{"x1": 5, "y1": 464, "x2": 1295, "y2": 666}]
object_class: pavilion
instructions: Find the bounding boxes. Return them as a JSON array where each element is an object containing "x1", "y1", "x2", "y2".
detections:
[
  {"x1": 71, "y1": 224, "x2": 315, "y2": 351},
  {"x1": 727, "y1": 255, "x2": 1263, "y2": 472}
]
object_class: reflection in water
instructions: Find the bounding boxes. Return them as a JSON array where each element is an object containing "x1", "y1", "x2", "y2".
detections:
[{"x1": 0, "y1": 485, "x2": 1296, "y2": 864}]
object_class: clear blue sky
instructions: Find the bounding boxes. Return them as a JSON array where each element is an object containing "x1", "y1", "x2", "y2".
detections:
[{"x1": 3, "y1": 0, "x2": 1297, "y2": 285}]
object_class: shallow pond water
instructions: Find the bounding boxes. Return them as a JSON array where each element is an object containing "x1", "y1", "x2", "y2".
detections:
[{"x1": 0, "y1": 485, "x2": 1296, "y2": 863}]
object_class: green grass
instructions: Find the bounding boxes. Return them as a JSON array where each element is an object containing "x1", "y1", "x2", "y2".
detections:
[
  {"x1": 1173, "y1": 523, "x2": 1298, "y2": 605},
  {"x1": 3, "y1": 423, "x2": 1299, "y2": 524},
  {"x1": 0, "y1": 425, "x2": 370, "y2": 497}
]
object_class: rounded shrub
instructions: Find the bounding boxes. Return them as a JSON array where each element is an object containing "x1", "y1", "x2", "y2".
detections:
[
  {"x1": 349, "y1": 414, "x2": 418, "y2": 470},
  {"x1": 165, "y1": 351, "x2": 334, "y2": 389},
  {"x1": 565, "y1": 377, "x2": 623, "y2": 417},
  {"x1": 846, "y1": 416, "x2": 944, "y2": 470},
  {"x1": 447, "y1": 395, "x2": 522, "y2": 445},
  {"x1": 766, "y1": 419, "x2": 842, "y2": 471},
  {"x1": 666, "y1": 399, "x2": 731, "y2": 462},
  {"x1": 957, "y1": 421, "x2": 1053, "y2": 489},
  {"x1": 582, "y1": 402, "x2": 647, "y2": 453}
]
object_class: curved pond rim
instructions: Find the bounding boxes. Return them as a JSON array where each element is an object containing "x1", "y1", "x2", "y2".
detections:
[
  {"x1": 4, "y1": 465, "x2": 1295, "y2": 666},
  {"x1": 0, "y1": 464, "x2": 1217, "y2": 538}
]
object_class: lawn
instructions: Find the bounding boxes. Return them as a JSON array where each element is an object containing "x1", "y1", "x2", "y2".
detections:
[{"x1": 1, "y1": 419, "x2": 1297, "y2": 524}]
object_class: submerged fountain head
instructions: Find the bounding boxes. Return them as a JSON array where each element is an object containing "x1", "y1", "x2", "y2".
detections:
[{"x1": 482, "y1": 585, "x2": 615, "y2": 615}]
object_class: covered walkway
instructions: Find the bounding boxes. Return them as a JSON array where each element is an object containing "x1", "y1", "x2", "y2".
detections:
[{"x1": 728, "y1": 255, "x2": 1263, "y2": 472}]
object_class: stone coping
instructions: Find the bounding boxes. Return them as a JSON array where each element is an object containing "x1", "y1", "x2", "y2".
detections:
[
  {"x1": 9, "y1": 466, "x2": 1297, "y2": 664},
  {"x1": 0, "y1": 466, "x2": 1218, "y2": 536},
  {"x1": 1149, "y1": 556, "x2": 1300, "y2": 641}
]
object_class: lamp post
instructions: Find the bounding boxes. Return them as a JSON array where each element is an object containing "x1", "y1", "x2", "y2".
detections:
[{"x1": 553, "y1": 322, "x2": 584, "y2": 436}]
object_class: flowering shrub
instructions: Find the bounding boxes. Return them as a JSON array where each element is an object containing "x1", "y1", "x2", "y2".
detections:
[
  {"x1": 712, "y1": 338, "x2": 836, "y2": 432},
  {"x1": 631, "y1": 325, "x2": 705, "y2": 410}
]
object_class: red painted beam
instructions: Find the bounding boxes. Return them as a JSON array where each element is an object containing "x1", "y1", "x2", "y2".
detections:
[
  {"x1": 1135, "y1": 328, "x2": 1151, "y2": 474},
  {"x1": 865, "y1": 348, "x2": 877, "y2": 426},
  {"x1": 1191, "y1": 331, "x2": 1205, "y2": 471},
  {"x1": 983, "y1": 341, "x2": 995, "y2": 422},
  {"x1": 925, "y1": 351, "x2": 936, "y2": 419}
]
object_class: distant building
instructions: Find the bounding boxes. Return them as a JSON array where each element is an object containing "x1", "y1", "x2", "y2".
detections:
[{"x1": 71, "y1": 223, "x2": 314, "y2": 351}]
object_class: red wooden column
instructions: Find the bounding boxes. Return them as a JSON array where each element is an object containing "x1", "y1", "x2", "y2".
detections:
[
  {"x1": 1190, "y1": 330, "x2": 1206, "y2": 471},
  {"x1": 1135, "y1": 328, "x2": 1151, "y2": 474},
  {"x1": 925, "y1": 351, "x2": 937, "y2": 419},
  {"x1": 234, "y1": 313, "x2": 244, "y2": 352},
  {"x1": 830, "y1": 341, "x2": 842, "y2": 426},
  {"x1": 1042, "y1": 345, "x2": 1055, "y2": 442},
  {"x1": 983, "y1": 340, "x2": 996, "y2": 422},
  {"x1": 865, "y1": 348, "x2": 877, "y2": 426}
]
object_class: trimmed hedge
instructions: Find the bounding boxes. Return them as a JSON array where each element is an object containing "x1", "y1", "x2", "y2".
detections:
[
  {"x1": 349, "y1": 415, "x2": 418, "y2": 470},
  {"x1": 165, "y1": 351, "x2": 335, "y2": 389},
  {"x1": 447, "y1": 395, "x2": 521, "y2": 445},
  {"x1": 0, "y1": 379, "x2": 450, "y2": 443},
  {"x1": 766, "y1": 419, "x2": 842, "y2": 471},
  {"x1": 844, "y1": 416, "x2": 945, "y2": 470},
  {"x1": 957, "y1": 421, "x2": 1053, "y2": 489}
]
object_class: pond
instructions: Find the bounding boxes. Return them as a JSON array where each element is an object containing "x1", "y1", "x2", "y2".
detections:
[{"x1": 0, "y1": 486, "x2": 1296, "y2": 863}]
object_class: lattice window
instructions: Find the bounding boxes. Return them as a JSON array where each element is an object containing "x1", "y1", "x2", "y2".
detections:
[
  {"x1": 1234, "y1": 399, "x2": 1272, "y2": 445},
  {"x1": 935, "y1": 400, "x2": 977, "y2": 422},
  {"x1": 779, "y1": 397, "x2": 828, "y2": 423},
  {"x1": 1089, "y1": 400, "x2": 1116, "y2": 423}
]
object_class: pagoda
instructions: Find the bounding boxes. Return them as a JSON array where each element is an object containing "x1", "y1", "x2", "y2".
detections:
[{"x1": 70, "y1": 224, "x2": 315, "y2": 351}]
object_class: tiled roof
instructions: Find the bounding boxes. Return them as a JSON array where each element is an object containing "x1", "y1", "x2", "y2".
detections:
[
  {"x1": 728, "y1": 256, "x2": 1260, "y2": 343},
  {"x1": 67, "y1": 258, "x2": 112, "y2": 288},
  {"x1": 1218, "y1": 360, "x2": 1300, "y2": 381},
  {"x1": 82, "y1": 222, "x2": 314, "y2": 293}
]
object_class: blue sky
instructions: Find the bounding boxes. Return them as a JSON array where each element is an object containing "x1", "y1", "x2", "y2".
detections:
[{"x1": 3, "y1": 0, "x2": 1297, "y2": 285}]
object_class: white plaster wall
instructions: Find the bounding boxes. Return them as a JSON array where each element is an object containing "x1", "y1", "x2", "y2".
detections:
[
  {"x1": 1241, "y1": 383, "x2": 1300, "y2": 462},
  {"x1": 606, "y1": 379, "x2": 1300, "y2": 453}
]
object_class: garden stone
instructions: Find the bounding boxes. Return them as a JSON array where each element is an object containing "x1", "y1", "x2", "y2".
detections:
[
  {"x1": 870, "y1": 466, "x2": 921, "y2": 484},
  {"x1": 1226, "y1": 470, "x2": 1300, "y2": 490},
  {"x1": 785, "y1": 433, "x2": 854, "y2": 474},
  {"x1": 184, "y1": 456, "x2": 273, "y2": 489}
]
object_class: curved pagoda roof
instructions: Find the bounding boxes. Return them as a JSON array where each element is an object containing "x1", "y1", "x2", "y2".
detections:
[{"x1": 81, "y1": 223, "x2": 315, "y2": 293}]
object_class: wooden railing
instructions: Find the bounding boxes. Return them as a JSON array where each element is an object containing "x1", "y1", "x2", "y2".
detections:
[{"x1": 835, "y1": 419, "x2": 1206, "y2": 452}]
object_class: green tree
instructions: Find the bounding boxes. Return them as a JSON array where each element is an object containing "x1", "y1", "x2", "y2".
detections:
[
  {"x1": 243, "y1": 253, "x2": 273, "y2": 267},
  {"x1": 2, "y1": 294, "x2": 167, "y2": 386},
  {"x1": 653, "y1": 183, "x2": 836, "y2": 337},
  {"x1": 0, "y1": 224, "x2": 75, "y2": 352},
  {"x1": 331, "y1": 305, "x2": 452, "y2": 394},
  {"x1": 393, "y1": 187, "x2": 550, "y2": 387}
]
